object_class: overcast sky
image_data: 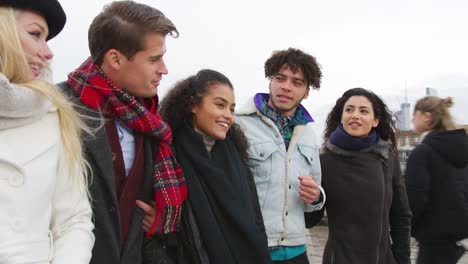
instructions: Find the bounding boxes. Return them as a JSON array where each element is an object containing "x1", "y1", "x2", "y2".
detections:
[{"x1": 49, "y1": 0, "x2": 468, "y2": 134}]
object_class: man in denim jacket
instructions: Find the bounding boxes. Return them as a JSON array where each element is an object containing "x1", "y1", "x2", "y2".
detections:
[{"x1": 236, "y1": 48, "x2": 325, "y2": 264}]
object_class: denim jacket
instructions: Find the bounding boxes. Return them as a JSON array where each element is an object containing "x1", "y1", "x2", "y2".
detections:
[{"x1": 236, "y1": 97, "x2": 325, "y2": 247}]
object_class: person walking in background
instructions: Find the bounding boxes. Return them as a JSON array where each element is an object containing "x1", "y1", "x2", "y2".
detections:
[
  {"x1": 405, "y1": 96, "x2": 468, "y2": 264},
  {"x1": 159, "y1": 69, "x2": 271, "y2": 263},
  {"x1": 236, "y1": 48, "x2": 325, "y2": 264},
  {"x1": 308, "y1": 88, "x2": 412, "y2": 264},
  {"x1": 57, "y1": 1, "x2": 186, "y2": 263},
  {"x1": 0, "y1": 0, "x2": 94, "y2": 263}
]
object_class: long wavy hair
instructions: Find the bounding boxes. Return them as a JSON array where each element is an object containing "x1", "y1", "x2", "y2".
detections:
[
  {"x1": 159, "y1": 69, "x2": 249, "y2": 161},
  {"x1": 0, "y1": 7, "x2": 91, "y2": 195},
  {"x1": 414, "y1": 96, "x2": 457, "y2": 132},
  {"x1": 323, "y1": 88, "x2": 397, "y2": 150}
]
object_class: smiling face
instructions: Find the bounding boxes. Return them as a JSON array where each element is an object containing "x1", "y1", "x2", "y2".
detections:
[
  {"x1": 268, "y1": 64, "x2": 310, "y2": 117},
  {"x1": 191, "y1": 83, "x2": 235, "y2": 140},
  {"x1": 16, "y1": 10, "x2": 53, "y2": 80},
  {"x1": 111, "y1": 32, "x2": 168, "y2": 98},
  {"x1": 341, "y1": 95, "x2": 379, "y2": 137}
]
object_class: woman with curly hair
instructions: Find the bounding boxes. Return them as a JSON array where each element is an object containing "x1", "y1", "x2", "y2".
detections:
[
  {"x1": 0, "y1": 0, "x2": 94, "y2": 263},
  {"x1": 159, "y1": 69, "x2": 271, "y2": 264},
  {"x1": 307, "y1": 88, "x2": 411, "y2": 264},
  {"x1": 405, "y1": 96, "x2": 468, "y2": 264}
]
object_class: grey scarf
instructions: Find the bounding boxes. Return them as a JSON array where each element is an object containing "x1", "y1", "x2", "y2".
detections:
[{"x1": 0, "y1": 72, "x2": 52, "y2": 130}]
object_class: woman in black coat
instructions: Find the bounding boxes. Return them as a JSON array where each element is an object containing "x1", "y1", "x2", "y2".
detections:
[
  {"x1": 307, "y1": 88, "x2": 412, "y2": 264},
  {"x1": 158, "y1": 69, "x2": 271, "y2": 264},
  {"x1": 405, "y1": 96, "x2": 468, "y2": 264}
]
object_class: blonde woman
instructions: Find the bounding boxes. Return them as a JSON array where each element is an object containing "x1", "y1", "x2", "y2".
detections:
[
  {"x1": 406, "y1": 96, "x2": 468, "y2": 264},
  {"x1": 0, "y1": 0, "x2": 94, "y2": 263}
]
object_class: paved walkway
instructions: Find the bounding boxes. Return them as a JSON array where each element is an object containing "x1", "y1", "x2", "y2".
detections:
[{"x1": 306, "y1": 226, "x2": 468, "y2": 263}]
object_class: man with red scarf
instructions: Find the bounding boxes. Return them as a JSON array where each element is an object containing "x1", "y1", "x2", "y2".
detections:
[{"x1": 58, "y1": 1, "x2": 186, "y2": 263}]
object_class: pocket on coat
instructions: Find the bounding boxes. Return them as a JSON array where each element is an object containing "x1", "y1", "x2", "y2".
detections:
[
  {"x1": 246, "y1": 142, "x2": 278, "y2": 181},
  {"x1": 297, "y1": 145, "x2": 316, "y2": 165}
]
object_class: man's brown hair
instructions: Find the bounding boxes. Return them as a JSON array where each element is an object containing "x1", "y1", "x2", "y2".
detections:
[{"x1": 88, "y1": 0, "x2": 178, "y2": 65}]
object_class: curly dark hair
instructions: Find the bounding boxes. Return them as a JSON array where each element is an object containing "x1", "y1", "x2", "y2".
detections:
[
  {"x1": 159, "y1": 69, "x2": 249, "y2": 161},
  {"x1": 264, "y1": 48, "x2": 322, "y2": 89},
  {"x1": 323, "y1": 88, "x2": 397, "y2": 150}
]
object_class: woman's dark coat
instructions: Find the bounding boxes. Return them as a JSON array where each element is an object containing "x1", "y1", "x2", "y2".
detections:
[
  {"x1": 405, "y1": 129, "x2": 468, "y2": 243},
  {"x1": 172, "y1": 126, "x2": 270, "y2": 264},
  {"x1": 308, "y1": 140, "x2": 412, "y2": 264}
]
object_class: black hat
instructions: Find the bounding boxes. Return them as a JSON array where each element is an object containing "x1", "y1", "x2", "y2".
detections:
[{"x1": 0, "y1": 0, "x2": 66, "y2": 41}]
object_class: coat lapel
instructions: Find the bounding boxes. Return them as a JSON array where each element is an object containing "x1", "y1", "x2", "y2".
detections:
[
  {"x1": 58, "y1": 81, "x2": 119, "y2": 204},
  {"x1": 82, "y1": 106, "x2": 118, "y2": 203}
]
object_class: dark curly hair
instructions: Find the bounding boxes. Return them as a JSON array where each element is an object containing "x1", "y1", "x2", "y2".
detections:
[
  {"x1": 264, "y1": 48, "x2": 322, "y2": 89},
  {"x1": 159, "y1": 69, "x2": 249, "y2": 161},
  {"x1": 323, "y1": 88, "x2": 397, "y2": 150}
]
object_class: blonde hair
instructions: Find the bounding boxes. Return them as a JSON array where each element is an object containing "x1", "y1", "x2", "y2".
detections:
[
  {"x1": 414, "y1": 96, "x2": 457, "y2": 132},
  {"x1": 0, "y1": 7, "x2": 91, "y2": 195}
]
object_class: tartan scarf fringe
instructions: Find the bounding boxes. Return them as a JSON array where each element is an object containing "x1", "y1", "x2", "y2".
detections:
[
  {"x1": 67, "y1": 57, "x2": 187, "y2": 236},
  {"x1": 149, "y1": 204, "x2": 183, "y2": 235}
]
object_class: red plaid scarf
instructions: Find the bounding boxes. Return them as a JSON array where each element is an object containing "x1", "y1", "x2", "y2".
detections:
[{"x1": 68, "y1": 57, "x2": 187, "y2": 236}]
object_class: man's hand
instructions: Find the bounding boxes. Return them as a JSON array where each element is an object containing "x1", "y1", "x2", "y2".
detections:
[
  {"x1": 298, "y1": 176, "x2": 320, "y2": 204},
  {"x1": 136, "y1": 200, "x2": 156, "y2": 232}
]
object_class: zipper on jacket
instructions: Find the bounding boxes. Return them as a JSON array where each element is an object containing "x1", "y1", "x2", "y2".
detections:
[
  {"x1": 330, "y1": 248, "x2": 335, "y2": 264},
  {"x1": 376, "y1": 157, "x2": 386, "y2": 263}
]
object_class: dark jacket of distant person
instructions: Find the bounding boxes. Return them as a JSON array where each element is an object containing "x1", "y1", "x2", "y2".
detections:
[{"x1": 405, "y1": 129, "x2": 468, "y2": 243}]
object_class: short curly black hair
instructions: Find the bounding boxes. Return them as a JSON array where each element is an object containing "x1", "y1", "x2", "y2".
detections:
[{"x1": 264, "y1": 48, "x2": 322, "y2": 89}]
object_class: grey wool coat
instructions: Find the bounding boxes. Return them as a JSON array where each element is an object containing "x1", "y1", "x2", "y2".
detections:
[{"x1": 58, "y1": 81, "x2": 163, "y2": 264}]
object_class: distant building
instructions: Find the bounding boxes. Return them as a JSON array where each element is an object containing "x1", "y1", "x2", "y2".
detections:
[
  {"x1": 395, "y1": 129, "x2": 420, "y2": 173},
  {"x1": 426, "y1": 87, "x2": 438, "y2": 96},
  {"x1": 395, "y1": 102, "x2": 411, "y2": 131}
]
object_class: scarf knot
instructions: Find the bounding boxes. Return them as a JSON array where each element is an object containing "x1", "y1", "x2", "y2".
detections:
[{"x1": 68, "y1": 57, "x2": 186, "y2": 235}]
